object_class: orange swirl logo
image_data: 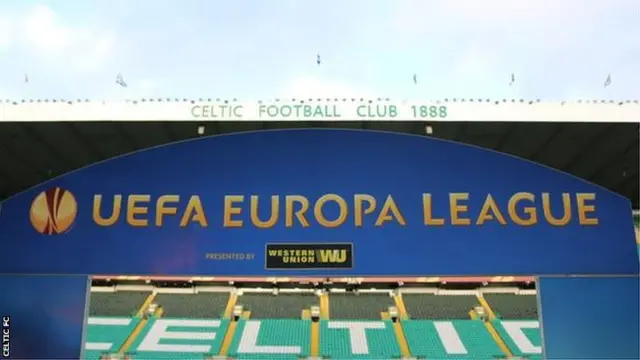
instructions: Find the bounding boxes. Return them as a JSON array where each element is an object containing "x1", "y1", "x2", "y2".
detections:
[{"x1": 29, "y1": 187, "x2": 78, "y2": 235}]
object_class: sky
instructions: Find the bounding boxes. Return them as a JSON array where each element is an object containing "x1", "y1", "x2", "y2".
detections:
[{"x1": 0, "y1": 0, "x2": 638, "y2": 101}]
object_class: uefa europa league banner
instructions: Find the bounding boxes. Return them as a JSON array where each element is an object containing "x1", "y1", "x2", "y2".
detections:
[{"x1": 0, "y1": 129, "x2": 637, "y2": 277}]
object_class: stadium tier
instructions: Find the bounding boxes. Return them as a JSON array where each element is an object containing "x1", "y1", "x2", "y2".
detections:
[{"x1": 85, "y1": 285, "x2": 542, "y2": 360}]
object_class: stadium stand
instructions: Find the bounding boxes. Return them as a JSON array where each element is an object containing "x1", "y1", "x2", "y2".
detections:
[
  {"x1": 403, "y1": 320, "x2": 503, "y2": 358},
  {"x1": 84, "y1": 317, "x2": 141, "y2": 360},
  {"x1": 493, "y1": 320, "x2": 542, "y2": 360},
  {"x1": 328, "y1": 292, "x2": 395, "y2": 320},
  {"x1": 84, "y1": 279, "x2": 543, "y2": 360},
  {"x1": 131, "y1": 317, "x2": 231, "y2": 359},
  {"x1": 229, "y1": 319, "x2": 310, "y2": 359},
  {"x1": 402, "y1": 293, "x2": 479, "y2": 319},
  {"x1": 484, "y1": 293, "x2": 539, "y2": 320},
  {"x1": 154, "y1": 293, "x2": 230, "y2": 318},
  {"x1": 89, "y1": 291, "x2": 151, "y2": 317},
  {"x1": 237, "y1": 292, "x2": 317, "y2": 318},
  {"x1": 320, "y1": 320, "x2": 401, "y2": 359}
]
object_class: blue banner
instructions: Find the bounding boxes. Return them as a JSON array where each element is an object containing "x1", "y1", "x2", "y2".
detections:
[
  {"x1": 0, "y1": 129, "x2": 637, "y2": 276},
  {"x1": 538, "y1": 276, "x2": 639, "y2": 359},
  {"x1": 0, "y1": 275, "x2": 89, "y2": 359}
]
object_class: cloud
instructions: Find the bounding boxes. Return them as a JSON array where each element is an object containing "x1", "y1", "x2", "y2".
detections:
[
  {"x1": 1, "y1": 5, "x2": 116, "y2": 71},
  {"x1": 0, "y1": 0, "x2": 636, "y2": 101},
  {"x1": 0, "y1": 11, "x2": 15, "y2": 49},
  {"x1": 388, "y1": 0, "x2": 630, "y2": 37},
  {"x1": 280, "y1": 76, "x2": 372, "y2": 99},
  {"x1": 98, "y1": 77, "x2": 167, "y2": 101},
  {"x1": 378, "y1": 0, "x2": 639, "y2": 99}
]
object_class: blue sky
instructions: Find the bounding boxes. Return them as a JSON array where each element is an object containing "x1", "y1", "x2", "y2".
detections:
[{"x1": 0, "y1": 0, "x2": 638, "y2": 101}]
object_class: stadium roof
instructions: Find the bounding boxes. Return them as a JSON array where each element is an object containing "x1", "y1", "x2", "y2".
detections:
[
  {"x1": 0, "y1": 101, "x2": 638, "y2": 207},
  {"x1": 1, "y1": 98, "x2": 639, "y2": 122}
]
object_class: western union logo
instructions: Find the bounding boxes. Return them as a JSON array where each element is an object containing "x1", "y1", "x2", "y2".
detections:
[
  {"x1": 319, "y1": 249, "x2": 347, "y2": 263},
  {"x1": 266, "y1": 249, "x2": 347, "y2": 263},
  {"x1": 266, "y1": 243, "x2": 353, "y2": 269}
]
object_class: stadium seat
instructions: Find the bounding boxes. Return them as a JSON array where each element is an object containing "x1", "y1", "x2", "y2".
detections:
[
  {"x1": 320, "y1": 320, "x2": 401, "y2": 359},
  {"x1": 84, "y1": 317, "x2": 140, "y2": 360},
  {"x1": 492, "y1": 320, "x2": 542, "y2": 360},
  {"x1": 228, "y1": 319, "x2": 310, "y2": 359},
  {"x1": 403, "y1": 294, "x2": 478, "y2": 319},
  {"x1": 238, "y1": 293, "x2": 317, "y2": 318},
  {"x1": 403, "y1": 320, "x2": 503, "y2": 359},
  {"x1": 329, "y1": 293, "x2": 395, "y2": 320},
  {"x1": 484, "y1": 294, "x2": 538, "y2": 320},
  {"x1": 85, "y1": 287, "x2": 545, "y2": 359},
  {"x1": 129, "y1": 317, "x2": 230, "y2": 359},
  {"x1": 90, "y1": 292, "x2": 150, "y2": 317},
  {"x1": 154, "y1": 293, "x2": 229, "y2": 318}
]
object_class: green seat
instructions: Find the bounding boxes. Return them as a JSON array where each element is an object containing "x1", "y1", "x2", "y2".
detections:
[
  {"x1": 320, "y1": 320, "x2": 400, "y2": 359},
  {"x1": 403, "y1": 320, "x2": 503, "y2": 359},
  {"x1": 82, "y1": 317, "x2": 543, "y2": 359},
  {"x1": 84, "y1": 316, "x2": 139, "y2": 360},
  {"x1": 128, "y1": 317, "x2": 229, "y2": 360},
  {"x1": 229, "y1": 319, "x2": 310, "y2": 359},
  {"x1": 493, "y1": 320, "x2": 542, "y2": 360}
]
